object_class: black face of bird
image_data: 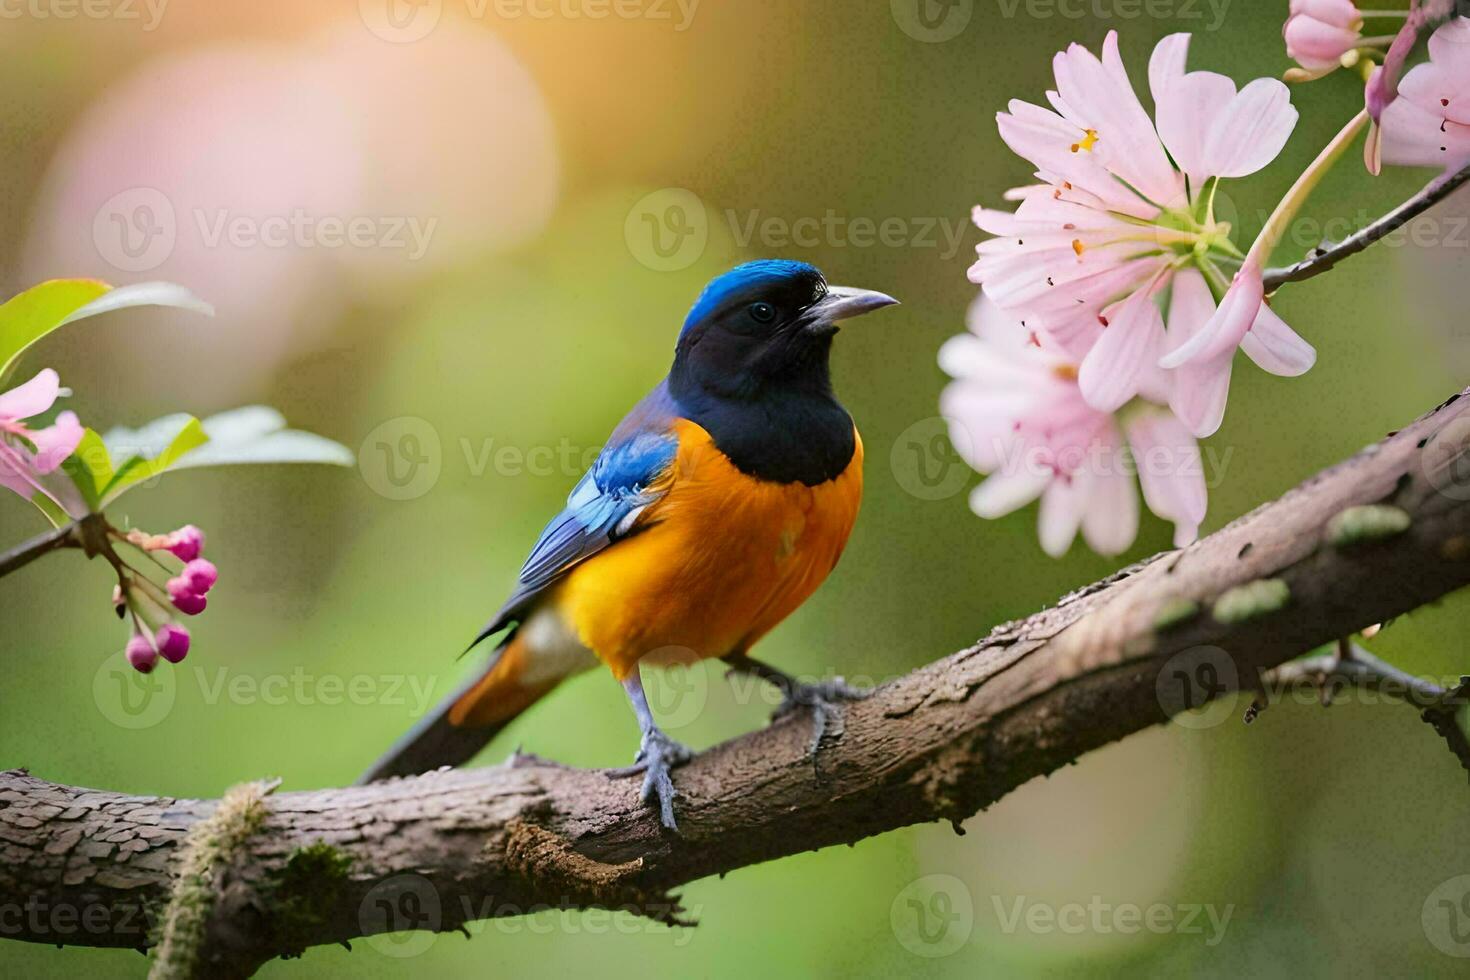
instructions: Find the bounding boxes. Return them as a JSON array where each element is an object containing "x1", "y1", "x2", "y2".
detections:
[{"x1": 673, "y1": 261, "x2": 897, "y2": 399}]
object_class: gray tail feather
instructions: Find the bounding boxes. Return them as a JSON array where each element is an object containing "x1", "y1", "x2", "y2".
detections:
[{"x1": 355, "y1": 648, "x2": 508, "y2": 785}]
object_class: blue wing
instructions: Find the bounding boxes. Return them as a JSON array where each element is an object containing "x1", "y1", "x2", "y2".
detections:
[{"x1": 470, "y1": 382, "x2": 681, "y2": 647}]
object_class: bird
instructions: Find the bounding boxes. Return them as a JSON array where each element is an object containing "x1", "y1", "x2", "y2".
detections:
[{"x1": 357, "y1": 259, "x2": 898, "y2": 829}]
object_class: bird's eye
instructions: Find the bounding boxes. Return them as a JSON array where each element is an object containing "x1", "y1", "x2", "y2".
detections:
[{"x1": 748, "y1": 302, "x2": 776, "y2": 323}]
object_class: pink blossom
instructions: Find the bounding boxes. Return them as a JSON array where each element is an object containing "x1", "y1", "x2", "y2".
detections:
[
  {"x1": 126, "y1": 634, "x2": 159, "y2": 674},
  {"x1": 164, "y1": 524, "x2": 206, "y2": 562},
  {"x1": 972, "y1": 32, "x2": 1298, "y2": 414},
  {"x1": 940, "y1": 297, "x2": 1207, "y2": 557},
  {"x1": 167, "y1": 577, "x2": 208, "y2": 615},
  {"x1": 1158, "y1": 265, "x2": 1316, "y2": 437},
  {"x1": 1284, "y1": 0, "x2": 1364, "y2": 76},
  {"x1": 113, "y1": 527, "x2": 213, "y2": 669},
  {"x1": 181, "y1": 558, "x2": 218, "y2": 595},
  {"x1": 0, "y1": 369, "x2": 84, "y2": 503},
  {"x1": 154, "y1": 624, "x2": 191, "y2": 664},
  {"x1": 1378, "y1": 16, "x2": 1470, "y2": 172}
]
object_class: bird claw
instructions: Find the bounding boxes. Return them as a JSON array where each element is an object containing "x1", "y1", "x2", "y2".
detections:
[
  {"x1": 607, "y1": 729, "x2": 693, "y2": 830},
  {"x1": 772, "y1": 677, "x2": 871, "y2": 759}
]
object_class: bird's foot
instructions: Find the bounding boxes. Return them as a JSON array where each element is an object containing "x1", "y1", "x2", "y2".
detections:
[
  {"x1": 608, "y1": 729, "x2": 694, "y2": 830},
  {"x1": 772, "y1": 677, "x2": 871, "y2": 759}
]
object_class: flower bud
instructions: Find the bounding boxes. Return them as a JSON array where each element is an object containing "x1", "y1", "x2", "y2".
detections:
[
  {"x1": 126, "y1": 634, "x2": 159, "y2": 673},
  {"x1": 182, "y1": 559, "x2": 218, "y2": 595},
  {"x1": 168, "y1": 577, "x2": 208, "y2": 616},
  {"x1": 154, "y1": 623, "x2": 192, "y2": 663},
  {"x1": 165, "y1": 524, "x2": 206, "y2": 563}
]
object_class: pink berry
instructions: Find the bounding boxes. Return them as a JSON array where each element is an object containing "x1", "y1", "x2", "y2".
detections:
[
  {"x1": 126, "y1": 635, "x2": 158, "y2": 673},
  {"x1": 155, "y1": 624, "x2": 191, "y2": 663},
  {"x1": 168, "y1": 578, "x2": 208, "y2": 616},
  {"x1": 166, "y1": 524, "x2": 205, "y2": 563},
  {"x1": 182, "y1": 559, "x2": 218, "y2": 595}
]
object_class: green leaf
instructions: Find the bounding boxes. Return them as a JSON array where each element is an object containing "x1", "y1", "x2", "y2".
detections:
[
  {"x1": 0, "y1": 279, "x2": 214, "y2": 384},
  {"x1": 0, "y1": 280, "x2": 110, "y2": 383},
  {"x1": 99, "y1": 416, "x2": 208, "y2": 505},
  {"x1": 91, "y1": 406, "x2": 351, "y2": 505},
  {"x1": 170, "y1": 406, "x2": 354, "y2": 470},
  {"x1": 59, "y1": 428, "x2": 116, "y2": 511},
  {"x1": 28, "y1": 492, "x2": 70, "y2": 528}
]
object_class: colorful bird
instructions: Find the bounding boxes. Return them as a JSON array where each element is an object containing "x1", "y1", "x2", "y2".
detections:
[{"x1": 358, "y1": 260, "x2": 898, "y2": 828}]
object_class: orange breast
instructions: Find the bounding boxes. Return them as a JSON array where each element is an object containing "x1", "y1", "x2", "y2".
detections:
[{"x1": 554, "y1": 418, "x2": 863, "y2": 680}]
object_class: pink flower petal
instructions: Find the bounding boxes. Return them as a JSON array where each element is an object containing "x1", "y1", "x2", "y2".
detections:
[
  {"x1": 1165, "y1": 266, "x2": 1216, "y2": 342},
  {"x1": 1078, "y1": 287, "x2": 1166, "y2": 412},
  {"x1": 1126, "y1": 407, "x2": 1207, "y2": 543},
  {"x1": 1038, "y1": 476, "x2": 1086, "y2": 557},
  {"x1": 27, "y1": 410, "x2": 83, "y2": 474},
  {"x1": 1080, "y1": 465, "x2": 1139, "y2": 557},
  {"x1": 1380, "y1": 45, "x2": 1470, "y2": 172},
  {"x1": 1159, "y1": 263, "x2": 1264, "y2": 368},
  {"x1": 0, "y1": 464, "x2": 36, "y2": 498},
  {"x1": 1148, "y1": 33, "x2": 1191, "y2": 108},
  {"x1": 1428, "y1": 15, "x2": 1470, "y2": 85},
  {"x1": 0, "y1": 368, "x2": 61, "y2": 422},
  {"x1": 1398, "y1": 62, "x2": 1470, "y2": 126},
  {"x1": 1285, "y1": 16, "x2": 1361, "y2": 72},
  {"x1": 1240, "y1": 304, "x2": 1316, "y2": 377},
  {"x1": 1050, "y1": 32, "x2": 1180, "y2": 206},
  {"x1": 1291, "y1": 0, "x2": 1363, "y2": 30},
  {"x1": 970, "y1": 468, "x2": 1050, "y2": 519},
  {"x1": 1170, "y1": 356, "x2": 1234, "y2": 438},
  {"x1": 1163, "y1": 271, "x2": 1233, "y2": 437},
  {"x1": 1202, "y1": 78, "x2": 1299, "y2": 179},
  {"x1": 1157, "y1": 71, "x2": 1240, "y2": 188}
]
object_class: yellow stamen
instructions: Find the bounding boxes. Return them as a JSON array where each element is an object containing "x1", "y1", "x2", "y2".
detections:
[
  {"x1": 1071, "y1": 238, "x2": 1086, "y2": 256},
  {"x1": 1069, "y1": 129, "x2": 1099, "y2": 153},
  {"x1": 1052, "y1": 364, "x2": 1079, "y2": 382}
]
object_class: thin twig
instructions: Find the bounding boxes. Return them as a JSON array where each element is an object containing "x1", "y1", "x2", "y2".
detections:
[
  {"x1": 1423, "y1": 677, "x2": 1470, "y2": 777},
  {"x1": 0, "y1": 521, "x2": 80, "y2": 579},
  {"x1": 1249, "y1": 641, "x2": 1470, "y2": 776},
  {"x1": 1263, "y1": 161, "x2": 1470, "y2": 290}
]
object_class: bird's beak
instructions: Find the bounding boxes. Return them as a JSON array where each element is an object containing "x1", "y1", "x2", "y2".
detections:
[{"x1": 817, "y1": 285, "x2": 900, "y2": 322}]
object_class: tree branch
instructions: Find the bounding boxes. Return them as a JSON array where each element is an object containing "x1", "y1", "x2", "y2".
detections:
[
  {"x1": 0, "y1": 521, "x2": 79, "y2": 579},
  {"x1": 7, "y1": 387, "x2": 1470, "y2": 976},
  {"x1": 1262, "y1": 161, "x2": 1470, "y2": 290}
]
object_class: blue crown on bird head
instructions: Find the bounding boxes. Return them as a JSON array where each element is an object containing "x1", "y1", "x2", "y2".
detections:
[{"x1": 681, "y1": 260, "x2": 827, "y2": 337}]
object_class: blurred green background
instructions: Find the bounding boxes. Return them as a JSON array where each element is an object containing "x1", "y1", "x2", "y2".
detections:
[{"x1": 3, "y1": 1, "x2": 1469, "y2": 977}]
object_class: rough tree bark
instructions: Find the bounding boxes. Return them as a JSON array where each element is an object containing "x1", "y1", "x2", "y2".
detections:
[{"x1": 5, "y1": 386, "x2": 1470, "y2": 978}]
